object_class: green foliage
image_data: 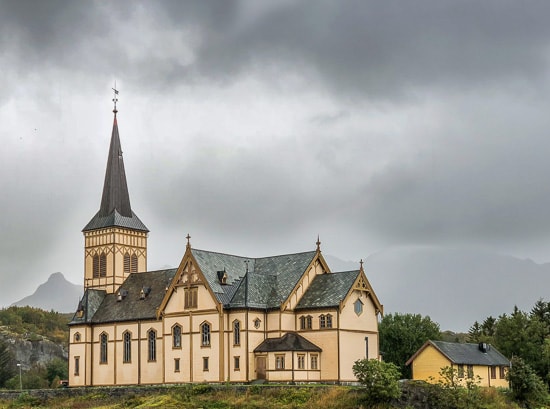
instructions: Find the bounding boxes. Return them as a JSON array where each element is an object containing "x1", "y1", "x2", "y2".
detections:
[
  {"x1": 45, "y1": 358, "x2": 68, "y2": 384},
  {"x1": 507, "y1": 356, "x2": 549, "y2": 408},
  {"x1": 379, "y1": 313, "x2": 441, "y2": 378},
  {"x1": 352, "y1": 358, "x2": 401, "y2": 404},
  {"x1": 0, "y1": 340, "x2": 16, "y2": 388},
  {"x1": 0, "y1": 306, "x2": 70, "y2": 344}
]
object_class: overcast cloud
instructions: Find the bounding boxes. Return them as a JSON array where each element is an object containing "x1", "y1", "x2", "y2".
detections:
[{"x1": 2, "y1": 1, "x2": 550, "y2": 326}]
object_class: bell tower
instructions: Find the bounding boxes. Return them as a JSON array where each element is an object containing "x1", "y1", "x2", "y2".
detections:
[{"x1": 82, "y1": 90, "x2": 148, "y2": 293}]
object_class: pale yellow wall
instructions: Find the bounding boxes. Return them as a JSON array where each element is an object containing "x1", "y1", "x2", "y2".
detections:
[
  {"x1": 139, "y1": 321, "x2": 163, "y2": 385},
  {"x1": 114, "y1": 323, "x2": 139, "y2": 385}
]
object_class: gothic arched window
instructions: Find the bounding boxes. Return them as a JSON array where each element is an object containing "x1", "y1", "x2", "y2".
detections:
[
  {"x1": 100, "y1": 333, "x2": 108, "y2": 364},
  {"x1": 201, "y1": 322, "x2": 211, "y2": 347},
  {"x1": 173, "y1": 324, "x2": 182, "y2": 349},
  {"x1": 148, "y1": 329, "x2": 157, "y2": 361},
  {"x1": 233, "y1": 320, "x2": 240, "y2": 346},
  {"x1": 123, "y1": 331, "x2": 131, "y2": 363}
]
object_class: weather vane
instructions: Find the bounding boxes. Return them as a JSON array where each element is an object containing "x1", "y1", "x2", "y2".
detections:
[{"x1": 112, "y1": 81, "x2": 119, "y2": 113}]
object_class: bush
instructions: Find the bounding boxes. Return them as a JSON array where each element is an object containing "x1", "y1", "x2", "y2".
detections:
[
  {"x1": 507, "y1": 356, "x2": 549, "y2": 408},
  {"x1": 352, "y1": 358, "x2": 401, "y2": 403}
]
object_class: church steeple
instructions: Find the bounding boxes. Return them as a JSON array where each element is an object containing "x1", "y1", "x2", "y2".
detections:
[{"x1": 82, "y1": 92, "x2": 148, "y2": 293}]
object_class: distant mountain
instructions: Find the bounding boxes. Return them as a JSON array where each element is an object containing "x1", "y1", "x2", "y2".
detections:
[
  {"x1": 362, "y1": 246, "x2": 550, "y2": 332},
  {"x1": 11, "y1": 272, "x2": 82, "y2": 313}
]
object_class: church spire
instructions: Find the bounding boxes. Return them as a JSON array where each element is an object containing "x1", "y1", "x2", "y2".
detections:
[{"x1": 83, "y1": 90, "x2": 148, "y2": 232}]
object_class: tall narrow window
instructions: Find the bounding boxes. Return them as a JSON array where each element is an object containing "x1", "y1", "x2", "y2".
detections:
[
  {"x1": 173, "y1": 325, "x2": 182, "y2": 348},
  {"x1": 74, "y1": 356, "x2": 80, "y2": 376},
  {"x1": 306, "y1": 315, "x2": 312, "y2": 329},
  {"x1": 148, "y1": 330, "x2": 156, "y2": 361},
  {"x1": 234, "y1": 356, "x2": 240, "y2": 371},
  {"x1": 297, "y1": 354, "x2": 305, "y2": 369},
  {"x1": 233, "y1": 321, "x2": 240, "y2": 346},
  {"x1": 354, "y1": 299, "x2": 364, "y2": 316},
  {"x1": 300, "y1": 316, "x2": 306, "y2": 330},
  {"x1": 184, "y1": 287, "x2": 198, "y2": 308},
  {"x1": 131, "y1": 254, "x2": 138, "y2": 273},
  {"x1": 99, "y1": 253, "x2": 107, "y2": 277},
  {"x1": 203, "y1": 357, "x2": 209, "y2": 371},
  {"x1": 174, "y1": 358, "x2": 180, "y2": 372},
  {"x1": 467, "y1": 365, "x2": 474, "y2": 378},
  {"x1": 201, "y1": 322, "x2": 211, "y2": 347},
  {"x1": 100, "y1": 333, "x2": 108, "y2": 364},
  {"x1": 123, "y1": 253, "x2": 130, "y2": 273},
  {"x1": 93, "y1": 255, "x2": 100, "y2": 278},
  {"x1": 319, "y1": 315, "x2": 326, "y2": 328},
  {"x1": 326, "y1": 314, "x2": 333, "y2": 328},
  {"x1": 311, "y1": 354, "x2": 318, "y2": 370},
  {"x1": 275, "y1": 354, "x2": 285, "y2": 370},
  {"x1": 123, "y1": 331, "x2": 131, "y2": 363},
  {"x1": 490, "y1": 366, "x2": 496, "y2": 379},
  {"x1": 458, "y1": 364, "x2": 464, "y2": 378}
]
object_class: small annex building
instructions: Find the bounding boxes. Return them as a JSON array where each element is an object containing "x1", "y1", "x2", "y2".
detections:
[
  {"x1": 68, "y1": 101, "x2": 383, "y2": 386},
  {"x1": 406, "y1": 340, "x2": 510, "y2": 388}
]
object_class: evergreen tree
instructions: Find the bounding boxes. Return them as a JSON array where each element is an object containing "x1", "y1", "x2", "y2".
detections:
[{"x1": 0, "y1": 340, "x2": 16, "y2": 387}]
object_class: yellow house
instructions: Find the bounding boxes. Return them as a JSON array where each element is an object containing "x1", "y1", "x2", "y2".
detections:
[
  {"x1": 406, "y1": 340, "x2": 510, "y2": 388},
  {"x1": 68, "y1": 103, "x2": 383, "y2": 386}
]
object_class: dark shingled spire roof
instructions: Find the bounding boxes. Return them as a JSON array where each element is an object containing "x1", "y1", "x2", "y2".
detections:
[{"x1": 83, "y1": 111, "x2": 148, "y2": 232}]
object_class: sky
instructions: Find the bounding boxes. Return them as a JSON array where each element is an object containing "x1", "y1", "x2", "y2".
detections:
[{"x1": 2, "y1": 1, "x2": 550, "y2": 327}]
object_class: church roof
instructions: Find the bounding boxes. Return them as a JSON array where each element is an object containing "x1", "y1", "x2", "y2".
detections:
[
  {"x1": 83, "y1": 112, "x2": 148, "y2": 233},
  {"x1": 295, "y1": 270, "x2": 359, "y2": 310},
  {"x1": 69, "y1": 289, "x2": 106, "y2": 325},
  {"x1": 190, "y1": 249, "x2": 318, "y2": 309},
  {"x1": 74, "y1": 269, "x2": 176, "y2": 324},
  {"x1": 254, "y1": 332, "x2": 322, "y2": 353}
]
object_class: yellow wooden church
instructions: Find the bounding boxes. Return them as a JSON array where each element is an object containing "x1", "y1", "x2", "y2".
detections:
[{"x1": 68, "y1": 103, "x2": 383, "y2": 386}]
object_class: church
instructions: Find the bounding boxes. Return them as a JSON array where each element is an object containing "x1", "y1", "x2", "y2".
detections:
[{"x1": 68, "y1": 99, "x2": 383, "y2": 386}]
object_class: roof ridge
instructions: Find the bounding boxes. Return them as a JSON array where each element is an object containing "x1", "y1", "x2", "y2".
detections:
[{"x1": 192, "y1": 248, "x2": 316, "y2": 261}]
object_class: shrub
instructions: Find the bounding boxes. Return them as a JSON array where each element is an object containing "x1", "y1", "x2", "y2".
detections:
[
  {"x1": 507, "y1": 356, "x2": 549, "y2": 408},
  {"x1": 352, "y1": 358, "x2": 401, "y2": 403}
]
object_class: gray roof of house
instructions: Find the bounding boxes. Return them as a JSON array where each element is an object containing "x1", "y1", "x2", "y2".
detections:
[
  {"x1": 254, "y1": 332, "x2": 322, "y2": 353},
  {"x1": 83, "y1": 112, "x2": 148, "y2": 233},
  {"x1": 295, "y1": 270, "x2": 359, "y2": 310},
  {"x1": 420, "y1": 341, "x2": 510, "y2": 366}
]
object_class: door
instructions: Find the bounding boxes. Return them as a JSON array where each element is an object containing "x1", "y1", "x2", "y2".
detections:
[{"x1": 256, "y1": 356, "x2": 266, "y2": 380}]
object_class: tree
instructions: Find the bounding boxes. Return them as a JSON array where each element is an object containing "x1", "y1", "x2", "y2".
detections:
[
  {"x1": 379, "y1": 313, "x2": 441, "y2": 378},
  {"x1": 507, "y1": 356, "x2": 548, "y2": 408},
  {"x1": 0, "y1": 341, "x2": 16, "y2": 387},
  {"x1": 352, "y1": 359, "x2": 401, "y2": 404},
  {"x1": 46, "y1": 358, "x2": 68, "y2": 384}
]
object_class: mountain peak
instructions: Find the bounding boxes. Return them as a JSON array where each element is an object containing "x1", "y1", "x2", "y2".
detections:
[{"x1": 11, "y1": 272, "x2": 83, "y2": 313}]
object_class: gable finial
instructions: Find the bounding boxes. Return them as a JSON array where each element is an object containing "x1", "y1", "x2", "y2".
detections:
[
  {"x1": 244, "y1": 259, "x2": 250, "y2": 273},
  {"x1": 186, "y1": 233, "x2": 191, "y2": 249},
  {"x1": 360, "y1": 259, "x2": 364, "y2": 271},
  {"x1": 316, "y1": 235, "x2": 321, "y2": 251},
  {"x1": 112, "y1": 81, "x2": 119, "y2": 114}
]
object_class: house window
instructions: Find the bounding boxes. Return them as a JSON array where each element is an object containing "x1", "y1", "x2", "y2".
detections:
[
  {"x1": 184, "y1": 287, "x2": 198, "y2": 308},
  {"x1": 254, "y1": 318, "x2": 261, "y2": 329},
  {"x1": 233, "y1": 321, "x2": 240, "y2": 346},
  {"x1": 100, "y1": 333, "x2": 108, "y2": 364},
  {"x1": 354, "y1": 299, "x2": 364, "y2": 316},
  {"x1": 100, "y1": 253, "x2": 107, "y2": 277},
  {"x1": 311, "y1": 354, "x2": 318, "y2": 370},
  {"x1": 499, "y1": 366, "x2": 506, "y2": 379},
  {"x1": 319, "y1": 315, "x2": 326, "y2": 328},
  {"x1": 326, "y1": 314, "x2": 332, "y2": 328},
  {"x1": 74, "y1": 356, "x2": 80, "y2": 376},
  {"x1": 74, "y1": 332, "x2": 81, "y2": 342},
  {"x1": 173, "y1": 325, "x2": 182, "y2": 348},
  {"x1": 201, "y1": 322, "x2": 211, "y2": 347},
  {"x1": 131, "y1": 254, "x2": 138, "y2": 273},
  {"x1": 297, "y1": 354, "x2": 305, "y2": 369},
  {"x1": 458, "y1": 364, "x2": 464, "y2": 378},
  {"x1": 234, "y1": 356, "x2": 240, "y2": 371},
  {"x1": 275, "y1": 354, "x2": 285, "y2": 370},
  {"x1": 123, "y1": 331, "x2": 131, "y2": 363},
  {"x1": 124, "y1": 253, "x2": 130, "y2": 273},
  {"x1": 148, "y1": 329, "x2": 156, "y2": 362},
  {"x1": 203, "y1": 357, "x2": 209, "y2": 371},
  {"x1": 93, "y1": 254, "x2": 100, "y2": 278},
  {"x1": 174, "y1": 358, "x2": 180, "y2": 372},
  {"x1": 490, "y1": 366, "x2": 496, "y2": 379},
  {"x1": 467, "y1": 365, "x2": 474, "y2": 378},
  {"x1": 300, "y1": 315, "x2": 312, "y2": 330}
]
